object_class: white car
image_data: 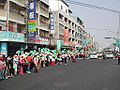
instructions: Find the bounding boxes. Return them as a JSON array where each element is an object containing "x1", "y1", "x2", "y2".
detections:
[
  {"x1": 90, "y1": 53, "x2": 98, "y2": 59},
  {"x1": 105, "y1": 52, "x2": 114, "y2": 59}
]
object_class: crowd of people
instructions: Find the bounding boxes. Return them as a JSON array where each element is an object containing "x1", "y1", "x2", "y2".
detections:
[{"x1": 0, "y1": 48, "x2": 79, "y2": 81}]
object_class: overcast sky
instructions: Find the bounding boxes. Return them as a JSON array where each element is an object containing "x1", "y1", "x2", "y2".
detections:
[{"x1": 66, "y1": 0, "x2": 120, "y2": 49}]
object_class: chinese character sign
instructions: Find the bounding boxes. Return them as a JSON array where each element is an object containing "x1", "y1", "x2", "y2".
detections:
[
  {"x1": 28, "y1": 0, "x2": 36, "y2": 20},
  {"x1": 50, "y1": 13, "x2": 54, "y2": 30},
  {"x1": 28, "y1": 0, "x2": 36, "y2": 33}
]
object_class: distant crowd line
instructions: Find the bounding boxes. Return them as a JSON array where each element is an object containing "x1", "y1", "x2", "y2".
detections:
[{"x1": 0, "y1": 48, "x2": 79, "y2": 81}]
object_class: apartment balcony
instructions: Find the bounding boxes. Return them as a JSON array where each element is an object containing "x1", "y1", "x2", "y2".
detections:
[
  {"x1": 9, "y1": 0, "x2": 26, "y2": 7},
  {"x1": 69, "y1": 33, "x2": 72, "y2": 37},
  {"x1": 71, "y1": 26, "x2": 75, "y2": 30},
  {"x1": 9, "y1": 12, "x2": 25, "y2": 24},
  {"x1": 40, "y1": 8, "x2": 49, "y2": 18},
  {"x1": 59, "y1": 28, "x2": 64, "y2": 35},
  {"x1": 68, "y1": 24, "x2": 72, "y2": 29},
  {"x1": 39, "y1": 22, "x2": 49, "y2": 31},
  {"x1": 0, "y1": 8, "x2": 5, "y2": 18},
  {"x1": 65, "y1": 22, "x2": 70, "y2": 28},
  {"x1": 59, "y1": 18, "x2": 64, "y2": 25},
  {"x1": 41, "y1": 0, "x2": 49, "y2": 5}
]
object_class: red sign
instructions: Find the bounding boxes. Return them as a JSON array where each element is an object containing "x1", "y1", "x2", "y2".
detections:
[
  {"x1": 64, "y1": 29, "x2": 69, "y2": 43},
  {"x1": 87, "y1": 45, "x2": 92, "y2": 48}
]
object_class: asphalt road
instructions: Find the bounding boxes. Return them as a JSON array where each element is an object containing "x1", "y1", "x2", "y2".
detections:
[{"x1": 0, "y1": 59, "x2": 120, "y2": 90}]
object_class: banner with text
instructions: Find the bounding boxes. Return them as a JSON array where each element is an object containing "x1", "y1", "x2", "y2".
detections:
[{"x1": 28, "y1": 0, "x2": 36, "y2": 38}]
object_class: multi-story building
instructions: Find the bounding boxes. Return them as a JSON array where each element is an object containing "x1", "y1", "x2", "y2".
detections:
[
  {"x1": 0, "y1": 0, "x2": 88, "y2": 56},
  {"x1": 85, "y1": 33, "x2": 94, "y2": 53},
  {"x1": 49, "y1": 0, "x2": 87, "y2": 50},
  {"x1": 0, "y1": 0, "x2": 27, "y2": 56},
  {"x1": 0, "y1": 0, "x2": 50, "y2": 56},
  {"x1": 28, "y1": 0, "x2": 50, "y2": 49}
]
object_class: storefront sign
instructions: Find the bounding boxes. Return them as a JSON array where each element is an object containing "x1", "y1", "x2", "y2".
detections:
[
  {"x1": 28, "y1": 0, "x2": 36, "y2": 20},
  {"x1": 0, "y1": 31, "x2": 25, "y2": 42},
  {"x1": 28, "y1": 0, "x2": 37, "y2": 38},
  {"x1": 50, "y1": 13, "x2": 54, "y2": 30},
  {"x1": 0, "y1": 42, "x2": 8, "y2": 56},
  {"x1": 0, "y1": 43, "x2": 7, "y2": 51},
  {"x1": 64, "y1": 29, "x2": 69, "y2": 43},
  {"x1": 28, "y1": 36, "x2": 49, "y2": 45},
  {"x1": 28, "y1": 20, "x2": 36, "y2": 32}
]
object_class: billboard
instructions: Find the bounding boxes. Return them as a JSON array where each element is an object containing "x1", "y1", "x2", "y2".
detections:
[{"x1": 64, "y1": 29, "x2": 69, "y2": 43}]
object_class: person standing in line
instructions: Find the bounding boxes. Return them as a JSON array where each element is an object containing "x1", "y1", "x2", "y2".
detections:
[
  {"x1": 26, "y1": 55, "x2": 32, "y2": 73},
  {"x1": 0, "y1": 55, "x2": 7, "y2": 80},
  {"x1": 6, "y1": 56, "x2": 14, "y2": 77},
  {"x1": 13, "y1": 55, "x2": 19, "y2": 76},
  {"x1": 19, "y1": 55, "x2": 24, "y2": 75},
  {"x1": 33, "y1": 55, "x2": 39, "y2": 73},
  {"x1": 64, "y1": 53, "x2": 68, "y2": 65},
  {"x1": 117, "y1": 53, "x2": 120, "y2": 64}
]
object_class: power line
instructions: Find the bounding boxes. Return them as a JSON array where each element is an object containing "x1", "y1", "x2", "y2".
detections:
[
  {"x1": 65, "y1": 0, "x2": 120, "y2": 37},
  {"x1": 85, "y1": 28, "x2": 116, "y2": 31},
  {"x1": 65, "y1": 0, "x2": 120, "y2": 14}
]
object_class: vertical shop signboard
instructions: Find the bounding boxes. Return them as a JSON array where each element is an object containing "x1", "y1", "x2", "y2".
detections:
[
  {"x1": 28, "y1": 0, "x2": 37, "y2": 38},
  {"x1": 0, "y1": 43, "x2": 8, "y2": 56},
  {"x1": 50, "y1": 13, "x2": 54, "y2": 30},
  {"x1": 64, "y1": 29, "x2": 69, "y2": 43},
  {"x1": 57, "y1": 40, "x2": 61, "y2": 50}
]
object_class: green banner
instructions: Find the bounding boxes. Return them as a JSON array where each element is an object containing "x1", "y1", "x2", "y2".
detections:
[
  {"x1": 0, "y1": 31, "x2": 25, "y2": 42},
  {"x1": 57, "y1": 40, "x2": 61, "y2": 50}
]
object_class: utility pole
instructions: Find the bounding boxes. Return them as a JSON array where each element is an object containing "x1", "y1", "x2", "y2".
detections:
[
  {"x1": 119, "y1": 13, "x2": 120, "y2": 34},
  {"x1": 6, "y1": 0, "x2": 9, "y2": 31},
  {"x1": 118, "y1": 13, "x2": 120, "y2": 52},
  {"x1": 38, "y1": 0, "x2": 40, "y2": 36}
]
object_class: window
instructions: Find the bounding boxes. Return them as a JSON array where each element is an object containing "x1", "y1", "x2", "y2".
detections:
[
  {"x1": 40, "y1": 16, "x2": 48, "y2": 24},
  {"x1": 69, "y1": 29, "x2": 71, "y2": 33},
  {"x1": 59, "y1": 23, "x2": 64, "y2": 30},
  {"x1": 69, "y1": 38, "x2": 71, "y2": 42},
  {"x1": 0, "y1": 0, "x2": 5, "y2": 9},
  {"x1": 61, "y1": 5, "x2": 63, "y2": 10},
  {"x1": 40, "y1": 1, "x2": 49, "y2": 11},
  {"x1": 69, "y1": 20, "x2": 71, "y2": 24},
  {"x1": 72, "y1": 38, "x2": 75, "y2": 41},
  {"x1": 9, "y1": 23, "x2": 14, "y2": 32},
  {"x1": 59, "y1": 14, "x2": 63, "y2": 19},
  {"x1": 0, "y1": 5, "x2": 4, "y2": 9},
  {"x1": 64, "y1": 17, "x2": 67, "y2": 22},
  {"x1": 66, "y1": 9, "x2": 67, "y2": 13},
  {"x1": 9, "y1": 3, "x2": 19, "y2": 13},
  {"x1": 72, "y1": 23, "x2": 74, "y2": 26},
  {"x1": 65, "y1": 26, "x2": 68, "y2": 29}
]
